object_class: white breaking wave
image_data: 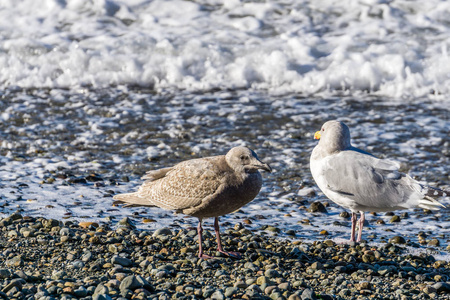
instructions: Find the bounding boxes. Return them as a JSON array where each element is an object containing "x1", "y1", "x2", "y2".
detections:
[{"x1": 1, "y1": 0, "x2": 450, "y2": 99}]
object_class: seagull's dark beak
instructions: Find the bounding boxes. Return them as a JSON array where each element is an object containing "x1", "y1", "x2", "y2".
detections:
[
  {"x1": 256, "y1": 161, "x2": 272, "y2": 173},
  {"x1": 245, "y1": 159, "x2": 272, "y2": 173},
  {"x1": 245, "y1": 153, "x2": 272, "y2": 173}
]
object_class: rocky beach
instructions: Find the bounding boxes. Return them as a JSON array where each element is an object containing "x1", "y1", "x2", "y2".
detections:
[{"x1": 1, "y1": 211, "x2": 450, "y2": 300}]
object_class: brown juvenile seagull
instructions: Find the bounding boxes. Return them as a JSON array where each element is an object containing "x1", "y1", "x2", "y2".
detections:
[
  {"x1": 310, "y1": 120, "x2": 447, "y2": 242},
  {"x1": 114, "y1": 146, "x2": 271, "y2": 258}
]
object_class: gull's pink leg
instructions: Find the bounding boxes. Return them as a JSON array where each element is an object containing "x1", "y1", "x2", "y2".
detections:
[
  {"x1": 350, "y1": 212, "x2": 357, "y2": 242},
  {"x1": 356, "y1": 212, "x2": 365, "y2": 242},
  {"x1": 214, "y1": 217, "x2": 241, "y2": 258},
  {"x1": 197, "y1": 219, "x2": 213, "y2": 259}
]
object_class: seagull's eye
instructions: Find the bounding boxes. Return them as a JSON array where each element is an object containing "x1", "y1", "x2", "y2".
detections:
[
  {"x1": 322, "y1": 128, "x2": 325, "y2": 131},
  {"x1": 240, "y1": 155, "x2": 248, "y2": 160}
]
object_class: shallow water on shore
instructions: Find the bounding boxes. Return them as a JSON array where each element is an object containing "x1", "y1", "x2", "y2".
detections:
[{"x1": 0, "y1": 88, "x2": 449, "y2": 253}]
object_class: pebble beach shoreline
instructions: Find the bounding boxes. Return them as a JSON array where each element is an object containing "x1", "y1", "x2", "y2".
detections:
[{"x1": 1, "y1": 212, "x2": 450, "y2": 300}]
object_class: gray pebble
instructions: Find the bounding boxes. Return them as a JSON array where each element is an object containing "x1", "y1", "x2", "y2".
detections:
[
  {"x1": 81, "y1": 251, "x2": 93, "y2": 262},
  {"x1": 246, "y1": 284, "x2": 262, "y2": 293},
  {"x1": 225, "y1": 286, "x2": 238, "y2": 297},
  {"x1": 93, "y1": 294, "x2": 113, "y2": 300},
  {"x1": 265, "y1": 285, "x2": 278, "y2": 295},
  {"x1": 111, "y1": 255, "x2": 133, "y2": 267},
  {"x1": 265, "y1": 269, "x2": 280, "y2": 278},
  {"x1": 301, "y1": 288, "x2": 317, "y2": 300},
  {"x1": 51, "y1": 270, "x2": 66, "y2": 280},
  {"x1": 432, "y1": 282, "x2": 450, "y2": 293},
  {"x1": 153, "y1": 228, "x2": 173, "y2": 237},
  {"x1": 93, "y1": 283, "x2": 109, "y2": 296},
  {"x1": 0, "y1": 212, "x2": 448, "y2": 300},
  {"x1": 270, "y1": 291, "x2": 284, "y2": 300},
  {"x1": 119, "y1": 275, "x2": 151, "y2": 292},
  {"x1": 59, "y1": 227, "x2": 71, "y2": 236},
  {"x1": 244, "y1": 262, "x2": 259, "y2": 271},
  {"x1": 210, "y1": 290, "x2": 225, "y2": 300},
  {"x1": 70, "y1": 260, "x2": 85, "y2": 269},
  {"x1": 118, "y1": 217, "x2": 135, "y2": 228},
  {"x1": 73, "y1": 286, "x2": 88, "y2": 297}
]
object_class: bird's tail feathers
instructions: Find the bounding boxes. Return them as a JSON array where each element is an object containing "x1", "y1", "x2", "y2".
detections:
[
  {"x1": 113, "y1": 193, "x2": 156, "y2": 208},
  {"x1": 417, "y1": 196, "x2": 446, "y2": 211}
]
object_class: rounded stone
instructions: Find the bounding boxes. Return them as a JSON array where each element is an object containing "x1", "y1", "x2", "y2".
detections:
[
  {"x1": 111, "y1": 256, "x2": 133, "y2": 267},
  {"x1": 428, "y1": 239, "x2": 440, "y2": 247},
  {"x1": 153, "y1": 228, "x2": 173, "y2": 237},
  {"x1": 79, "y1": 222, "x2": 99, "y2": 229},
  {"x1": 339, "y1": 211, "x2": 350, "y2": 218},
  {"x1": 225, "y1": 287, "x2": 238, "y2": 297},
  {"x1": 210, "y1": 290, "x2": 225, "y2": 300},
  {"x1": 389, "y1": 236, "x2": 406, "y2": 244},
  {"x1": 307, "y1": 201, "x2": 327, "y2": 213},
  {"x1": 264, "y1": 269, "x2": 280, "y2": 278},
  {"x1": 390, "y1": 215, "x2": 401, "y2": 223}
]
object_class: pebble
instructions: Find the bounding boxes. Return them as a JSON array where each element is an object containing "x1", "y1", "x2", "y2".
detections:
[
  {"x1": 79, "y1": 221, "x2": 99, "y2": 229},
  {"x1": 142, "y1": 218, "x2": 156, "y2": 223},
  {"x1": 301, "y1": 288, "x2": 317, "y2": 300},
  {"x1": 390, "y1": 215, "x2": 401, "y2": 223},
  {"x1": 153, "y1": 228, "x2": 173, "y2": 237},
  {"x1": 279, "y1": 282, "x2": 291, "y2": 291},
  {"x1": 2, "y1": 278, "x2": 25, "y2": 293},
  {"x1": 5, "y1": 255, "x2": 23, "y2": 267},
  {"x1": 311, "y1": 261, "x2": 323, "y2": 270},
  {"x1": 118, "y1": 217, "x2": 135, "y2": 228},
  {"x1": 307, "y1": 201, "x2": 327, "y2": 213},
  {"x1": 339, "y1": 211, "x2": 350, "y2": 218},
  {"x1": 265, "y1": 269, "x2": 280, "y2": 278},
  {"x1": 428, "y1": 239, "x2": 440, "y2": 246},
  {"x1": 93, "y1": 294, "x2": 113, "y2": 300},
  {"x1": 211, "y1": 290, "x2": 225, "y2": 300},
  {"x1": 433, "y1": 282, "x2": 450, "y2": 293},
  {"x1": 94, "y1": 283, "x2": 109, "y2": 296},
  {"x1": 225, "y1": 286, "x2": 238, "y2": 297},
  {"x1": 111, "y1": 255, "x2": 133, "y2": 267},
  {"x1": 51, "y1": 270, "x2": 67, "y2": 280},
  {"x1": 389, "y1": 236, "x2": 406, "y2": 244}
]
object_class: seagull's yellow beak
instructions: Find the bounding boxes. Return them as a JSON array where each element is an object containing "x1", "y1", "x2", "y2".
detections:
[{"x1": 314, "y1": 131, "x2": 321, "y2": 140}]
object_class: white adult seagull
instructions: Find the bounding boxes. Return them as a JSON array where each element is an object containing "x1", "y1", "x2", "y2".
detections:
[{"x1": 310, "y1": 120, "x2": 447, "y2": 242}]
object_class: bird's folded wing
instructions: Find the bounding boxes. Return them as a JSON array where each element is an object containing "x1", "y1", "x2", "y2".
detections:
[
  {"x1": 321, "y1": 150, "x2": 417, "y2": 209},
  {"x1": 137, "y1": 157, "x2": 226, "y2": 210}
]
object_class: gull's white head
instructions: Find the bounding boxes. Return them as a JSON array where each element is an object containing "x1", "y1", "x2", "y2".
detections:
[{"x1": 314, "y1": 120, "x2": 351, "y2": 152}]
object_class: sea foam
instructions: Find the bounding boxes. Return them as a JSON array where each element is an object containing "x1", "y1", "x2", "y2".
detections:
[{"x1": 1, "y1": 0, "x2": 450, "y2": 99}]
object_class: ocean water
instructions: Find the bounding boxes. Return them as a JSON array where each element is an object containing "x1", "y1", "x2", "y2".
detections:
[{"x1": 0, "y1": 0, "x2": 449, "y2": 253}]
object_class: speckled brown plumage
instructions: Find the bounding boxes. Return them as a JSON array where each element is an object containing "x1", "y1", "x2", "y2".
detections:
[{"x1": 114, "y1": 146, "x2": 271, "y2": 258}]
